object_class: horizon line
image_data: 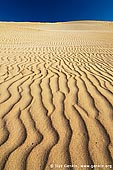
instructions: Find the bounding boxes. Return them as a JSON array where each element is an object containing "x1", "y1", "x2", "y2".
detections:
[{"x1": 0, "y1": 19, "x2": 113, "y2": 23}]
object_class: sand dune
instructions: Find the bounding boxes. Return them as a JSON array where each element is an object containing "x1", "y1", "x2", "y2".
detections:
[{"x1": 0, "y1": 21, "x2": 113, "y2": 170}]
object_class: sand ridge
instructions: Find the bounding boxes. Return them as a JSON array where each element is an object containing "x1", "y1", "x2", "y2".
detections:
[{"x1": 0, "y1": 21, "x2": 113, "y2": 170}]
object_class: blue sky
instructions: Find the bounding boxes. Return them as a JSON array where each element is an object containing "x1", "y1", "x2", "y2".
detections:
[{"x1": 0, "y1": 0, "x2": 113, "y2": 22}]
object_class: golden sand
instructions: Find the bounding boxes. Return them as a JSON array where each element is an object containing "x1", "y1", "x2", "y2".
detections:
[{"x1": 0, "y1": 21, "x2": 113, "y2": 170}]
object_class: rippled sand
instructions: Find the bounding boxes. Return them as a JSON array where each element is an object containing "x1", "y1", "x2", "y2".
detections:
[{"x1": 0, "y1": 21, "x2": 113, "y2": 170}]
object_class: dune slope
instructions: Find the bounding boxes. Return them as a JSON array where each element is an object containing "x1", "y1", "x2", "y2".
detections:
[{"x1": 0, "y1": 21, "x2": 113, "y2": 170}]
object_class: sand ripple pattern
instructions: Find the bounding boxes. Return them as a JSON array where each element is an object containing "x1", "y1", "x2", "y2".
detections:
[{"x1": 0, "y1": 22, "x2": 113, "y2": 170}]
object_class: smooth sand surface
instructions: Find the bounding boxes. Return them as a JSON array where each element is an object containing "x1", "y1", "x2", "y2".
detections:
[{"x1": 0, "y1": 21, "x2": 113, "y2": 170}]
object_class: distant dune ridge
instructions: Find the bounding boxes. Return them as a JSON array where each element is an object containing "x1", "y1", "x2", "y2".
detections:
[{"x1": 0, "y1": 21, "x2": 113, "y2": 170}]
